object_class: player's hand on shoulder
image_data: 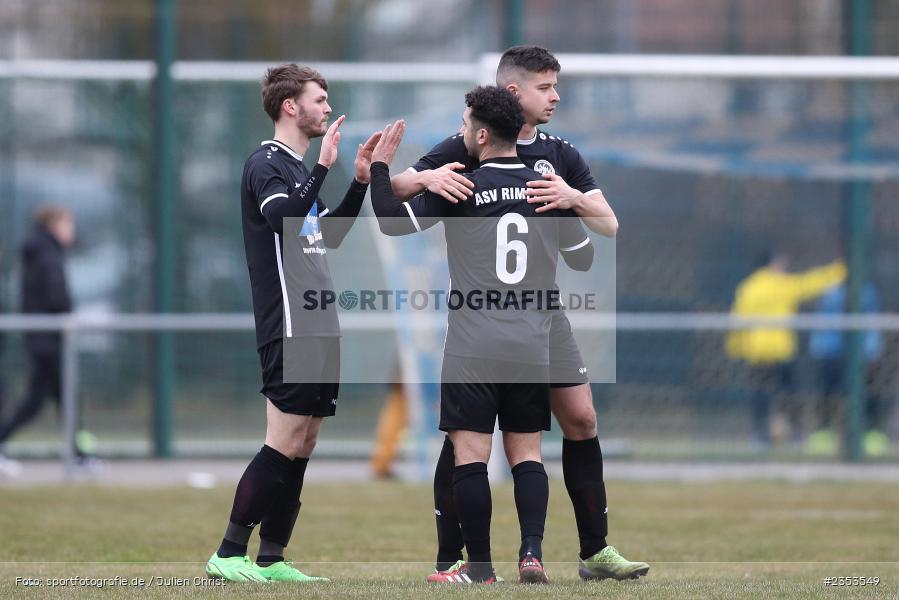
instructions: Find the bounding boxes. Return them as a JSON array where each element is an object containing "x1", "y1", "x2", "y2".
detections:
[
  {"x1": 423, "y1": 162, "x2": 474, "y2": 204},
  {"x1": 370, "y1": 119, "x2": 405, "y2": 166},
  {"x1": 353, "y1": 130, "x2": 382, "y2": 184},
  {"x1": 525, "y1": 172, "x2": 579, "y2": 212},
  {"x1": 318, "y1": 114, "x2": 345, "y2": 168}
]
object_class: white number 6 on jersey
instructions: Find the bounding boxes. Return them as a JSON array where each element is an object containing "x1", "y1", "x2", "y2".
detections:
[{"x1": 496, "y1": 213, "x2": 528, "y2": 284}]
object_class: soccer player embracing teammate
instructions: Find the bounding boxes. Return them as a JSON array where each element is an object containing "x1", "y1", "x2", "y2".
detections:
[
  {"x1": 390, "y1": 46, "x2": 649, "y2": 582},
  {"x1": 370, "y1": 85, "x2": 593, "y2": 583}
]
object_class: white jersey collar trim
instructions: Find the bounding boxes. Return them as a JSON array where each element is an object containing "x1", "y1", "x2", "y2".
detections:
[
  {"x1": 480, "y1": 162, "x2": 527, "y2": 170},
  {"x1": 517, "y1": 130, "x2": 539, "y2": 146},
  {"x1": 261, "y1": 140, "x2": 304, "y2": 162}
]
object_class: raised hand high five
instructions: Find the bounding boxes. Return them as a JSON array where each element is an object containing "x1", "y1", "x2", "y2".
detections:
[
  {"x1": 354, "y1": 131, "x2": 383, "y2": 184},
  {"x1": 318, "y1": 114, "x2": 346, "y2": 168},
  {"x1": 370, "y1": 119, "x2": 406, "y2": 166}
]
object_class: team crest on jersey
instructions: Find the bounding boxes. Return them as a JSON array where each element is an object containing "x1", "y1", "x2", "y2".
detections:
[
  {"x1": 533, "y1": 159, "x2": 555, "y2": 176},
  {"x1": 299, "y1": 204, "x2": 324, "y2": 248}
]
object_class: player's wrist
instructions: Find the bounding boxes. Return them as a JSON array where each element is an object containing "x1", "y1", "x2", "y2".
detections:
[
  {"x1": 417, "y1": 170, "x2": 434, "y2": 189},
  {"x1": 568, "y1": 190, "x2": 589, "y2": 214},
  {"x1": 311, "y1": 162, "x2": 331, "y2": 179}
]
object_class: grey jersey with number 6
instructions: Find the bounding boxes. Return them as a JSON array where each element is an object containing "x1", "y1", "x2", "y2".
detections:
[{"x1": 402, "y1": 156, "x2": 590, "y2": 366}]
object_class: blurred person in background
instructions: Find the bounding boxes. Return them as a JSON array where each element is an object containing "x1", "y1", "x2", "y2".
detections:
[
  {"x1": 0, "y1": 247, "x2": 18, "y2": 477},
  {"x1": 370, "y1": 379, "x2": 408, "y2": 480},
  {"x1": 808, "y1": 281, "x2": 889, "y2": 457},
  {"x1": 0, "y1": 205, "x2": 101, "y2": 476},
  {"x1": 726, "y1": 250, "x2": 846, "y2": 447}
]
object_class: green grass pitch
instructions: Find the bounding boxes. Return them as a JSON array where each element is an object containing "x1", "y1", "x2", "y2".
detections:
[{"x1": 1, "y1": 479, "x2": 897, "y2": 598}]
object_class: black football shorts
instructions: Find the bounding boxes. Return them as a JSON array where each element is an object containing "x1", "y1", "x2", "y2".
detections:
[
  {"x1": 440, "y1": 354, "x2": 550, "y2": 434},
  {"x1": 258, "y1": 336, "x2": 340, "y2": 417}
]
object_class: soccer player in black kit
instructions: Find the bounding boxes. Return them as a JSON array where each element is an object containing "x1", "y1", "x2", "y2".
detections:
[
  {"x1": 205, "y1": 64, "x2": 380, "y2": 583},
  {"x1": 369, "y1": 86, "x2": 593, "y2": 584},
  {"x1": 392, "y1": 46, "x2": 649, "y2": 582}
]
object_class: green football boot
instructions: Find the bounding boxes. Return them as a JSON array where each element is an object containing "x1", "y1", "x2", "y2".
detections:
[
  {"x1": 578, "y1": 545, "x2": 650, "y2": 581},
  {"x1": 205, "y1": 553, "x2": 268, "y2": 582},
  {"x1": 256, "y1": 560, "x2": 330, "y2": 582}
]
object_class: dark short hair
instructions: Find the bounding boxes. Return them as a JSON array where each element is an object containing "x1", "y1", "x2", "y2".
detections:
[
  {"x1": 261, "y1": 63, "x2": 328, "y2": 122},
  {"x1": 496, "y1": 45, "x2": 561, "y2": 85},
  {"x1": 464, "y1": 85, "x2": 525, "y2": 146}
]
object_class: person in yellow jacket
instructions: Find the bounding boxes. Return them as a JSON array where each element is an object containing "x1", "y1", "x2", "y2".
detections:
[{"x1": 726, "y1": 251, "x2": 847, "y2": 445}]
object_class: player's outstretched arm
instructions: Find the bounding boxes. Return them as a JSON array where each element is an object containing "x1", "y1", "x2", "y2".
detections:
[
  {"x1": 371, "y1": 161, "x2": 417, "y2": 236},
  {"x1": 561, "y1": 239, "x2": 594, "y2": 271},
  {"x1": 572, "y1": 189, "x2": 619, "y2": 237},
  {"x1": 253, "y1": 116, "x2": 347, "y2": 234},
  {"x1": 526, "y1": 173, "x2": 618, "y2": 237},
  {"x1": 254, "y1": 163, "x2": 328, "y2": 235},
  {"x1": 389, "y1": 168, "x2": 426, "y2": 199},
  {"x1": 559, "y1": 214, "x2": 594, "y2": 271},
  {"x1": 371, "y1": 121, "x2": 447, "y2": 236},
  {"x1": 320, "y1": 131, "x2": 382, "y2": 248},
  {"x1": 390, "y1": 163, "x2": 474, "y2": 203},
  {"x1": 370, "y1": 120, "x2": 417, "y2": 236}
]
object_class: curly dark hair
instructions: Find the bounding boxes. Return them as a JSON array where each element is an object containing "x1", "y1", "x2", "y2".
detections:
[
  {"x1": 496, "y1": 45, "x2": 560, "y2": 85},
  {"x1": 464, "y1": 85, "x2": 525, "y2": 146},
  {"x1": 261, "y1": 63, "x2": 328, "y2": 122}
]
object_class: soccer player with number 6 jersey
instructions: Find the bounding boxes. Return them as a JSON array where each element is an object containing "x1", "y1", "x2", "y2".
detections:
[
  {"x1": 370, "y1": 86, "x2": 594, "y2": 583},
  {"x1": 391, "y1": 45, "x2": 649, "y2": 582}
]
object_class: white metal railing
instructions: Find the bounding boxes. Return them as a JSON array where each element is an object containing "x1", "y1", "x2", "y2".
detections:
[
  {"x1": 3, "y1": 310, "x2": 896, "y2": 475},
  {"x1": 3, "y1": 312, "x2": 899, "y2": 332},
  {"x1": 3, "y1": 55, "x2": 899, "y2": 83},
  {"x1": 2, "y1": 311, "x2": 896, "y2": 477}
]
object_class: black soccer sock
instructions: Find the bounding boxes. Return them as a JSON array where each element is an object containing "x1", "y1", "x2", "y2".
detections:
[
  {"x1": 452, "y1": 462, "x2": 493, "y2": 580},
  {"x1": 218, "y1": 524, "x2": 252, "y2": 559},
  {"x1": 217, "y1": 445, "x2": 293, "y2": 558},
  {"x1": 511, "y1": 460, "x2": 548, "y2": 560},
  {"x1": 562, "y1": 437, "x2": 609, "y2": 560},
  {"x1": 257, "y1": 456, "x2": 309, "y2": 565},
  {"x1": 434, "y1": 435, "x2": 465, "y2": 569}
]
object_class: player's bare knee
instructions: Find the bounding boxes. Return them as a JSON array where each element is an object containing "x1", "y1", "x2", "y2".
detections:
[
  {"x1": 555, "y1": 403, "x2": 597, "y2": 439},
  {"x1": 449, "y1": 430, "x2": 491, "y2": 465},
  {"x1": 502, "y1": 432, "x2": 542, "y2": 466},
  {"x1": 265, "y1": 426, "x2": 304, "y2": 459},
  {"x1": 299, "y1": 418, "x2": 323, "y2": 457},
  {"x1": 265, "y1": 434, "x2": 300, "y2": 459},
  {"x1": 552, "y1": 385, "x2": 597, "y2": 440},
  {"x1": 559, "y1": 411, "x2": 597, "y2": 440},
  {"x1": 299, "y1": 433, "x2": 318, "y2": 457},
  {"x1": 506, "y1": 450, "x2": 542, "y2": 467}
]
